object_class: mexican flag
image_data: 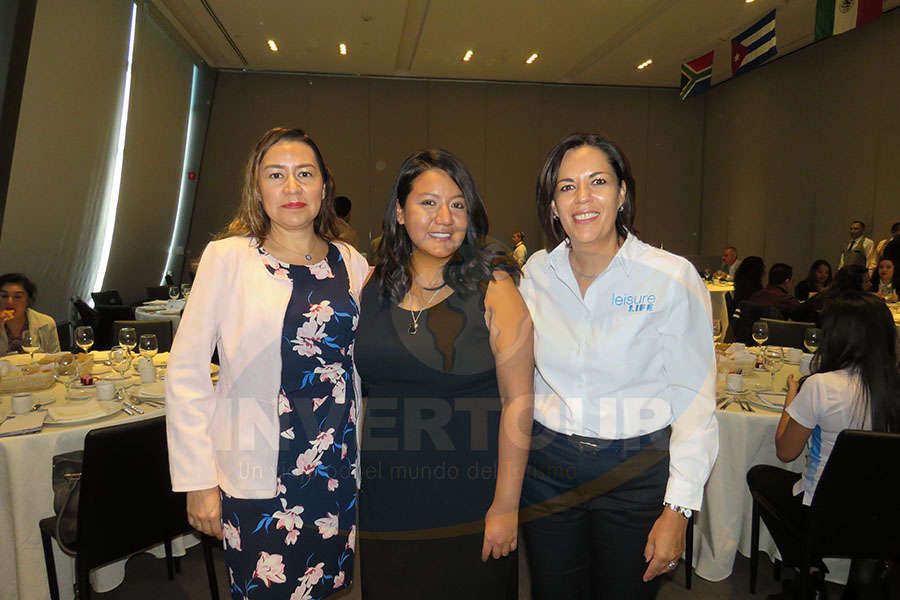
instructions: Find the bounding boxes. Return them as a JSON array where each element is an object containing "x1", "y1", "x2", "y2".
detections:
[{"x1": 815, "y1": 0, "x2": 883, "y2": 41}]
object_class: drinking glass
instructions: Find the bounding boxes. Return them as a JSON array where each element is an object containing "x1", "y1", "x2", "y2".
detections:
[
  {"x1": 712, "y1": 319, "x2": 723, "y2": 342},
  {"x1": 180, "y1": 283, "x2": 192, "y2": 299},
  {"x1": 703, "y1": 268, "x2": 712, "y2": 281},
  {"x1": 118, "y1": 327, "x2": 137, "y2": 354},
  {"x1": 803, "y1": 328, "x2": 822, "y2": 353},
  {"x1": 53, "y1": 353, "x2": 76, "y2": 393},
  {"x1": 751, "y1": 321, "x2": 769, "y2": 352},
  {"x1": 21, "y1": 331, "x2": 40, "y2": 363},
  {"x1": 109, "y1": 346, "x2": 132, "y2": 380},
  {"x1": 139, "y1": 334, "x2": 158, "y2": 375},
  {"x1": 74, "y1": 326, "x2": 94, "y2": 354},
  {"x1": 168, "y1": 285, "x2": 181, "y2": 300},
  {"x1": 763, "y1": 347, "x2": 785, "y2": 391}
]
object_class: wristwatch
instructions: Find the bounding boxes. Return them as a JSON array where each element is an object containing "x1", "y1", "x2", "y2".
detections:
[{"x1": 663, "y1": 502, "x2": 693, "y2": 520}]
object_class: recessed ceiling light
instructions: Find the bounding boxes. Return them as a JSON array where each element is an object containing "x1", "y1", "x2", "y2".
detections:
[
  {"x1": 339, "y1": 43, "x2": 348, "y2": 56},
  {"x1": 637, "y1": 58, "x2": 653, "y2": 70},
  {"x1": 525, "y1": 53, "x2": 539, "y2": 65},
  {"x1": 267, "y1": 39, "x2": 278, "y2": 53},
  {"x1": 463, "y1": 49, "x2": 474, "y2": 62},
  {"x1": 745, "y1": 0, "x2": 755, "y2": 3}
]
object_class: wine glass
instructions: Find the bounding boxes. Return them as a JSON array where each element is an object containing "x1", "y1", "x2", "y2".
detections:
[
  {"x1": 751, "y1": 321, "x2": 769, "y2": 353},
  {"x1": 118, "y1": 327, "x2": 137, "y2": 354},
  {"x1": 763, "y1": 347, "x2": 785, "y2": 391},
  {"x1": 180, "y1": 283, "x2": 191, "y2": 299},
  {"x1": 712, "y1": 319, "x2": 724, "y2": 342},
  {"x1": 74, "y1": 326, "x2": 94, "y2": 354},
  {"x1": 168, "y1": 285, "x2": 181, "y2": 301},
  {"x1": 703, "y1": 268, "x2": 712, "y2": 281},
  {"x1": 139, "y1": 334, "x2": 158, "y2": 376},
  {"x1": 803, "y1": 328, "x2": 822, "y2": 354},
  {"x1": 21, "y1": 331, "x2": 40, "y2": 363},
  {"x1": 53, "y1": 354, "x2": 76, "y2": 394},
  {"x1": 109, "y1": 346, "x2": 132, "y2": 381}
]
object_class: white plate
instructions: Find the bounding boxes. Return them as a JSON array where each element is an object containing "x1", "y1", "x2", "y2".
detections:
[
  {"x1": 134, "y1": 382, "x2": 165, "y2": 398},
  {"x1": 44, "y1": 401, "x2": 122, "y2": 426},
  {"x1": 140, "y1": 306, "x2": 166, "y2": 312}
]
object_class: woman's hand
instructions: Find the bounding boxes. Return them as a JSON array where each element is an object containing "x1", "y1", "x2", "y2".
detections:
[
  {"x1": 481, "y1": 502, "x2": 518, "y2": 561},
  {"x1": 0, "y1": 308, "x2": 14, "y2": 323},
  {"x1": 785, "y1": 374, "x2": 800, "y2": 408},
  {"x1": 642, "y1": 508, "x2": 687, "y2": 582},
  {"x1": 187, "y1": 486, "x2": 223, "y2": 539}
]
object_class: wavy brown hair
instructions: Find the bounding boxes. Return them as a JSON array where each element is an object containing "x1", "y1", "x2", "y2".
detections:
[{"x1": 219, "y1": 127, "x2": 341, "y2": 243}]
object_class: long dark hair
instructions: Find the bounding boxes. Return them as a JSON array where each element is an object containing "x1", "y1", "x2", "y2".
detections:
[
  {"x1": 219, "y1": 127, "x2": 341, "y2": 243},
  {"x1": 373, "y1": 149, "x2": 519, "y2": 303},
  {"x1": 810, "y1": 291, "x2": 900, "y2": 432},
  {"x1": 733, "y1": 256, "x2": 764, "y2": 305},
  {"x1": 870, "y1": 257, "x2": 900, "y2": 292},
  {"x1": 536, "y1": 134, "x2": 636, "y2": 249},
  {"x1": 804, "y1": 259, "x2": 832, "y2": 289}
]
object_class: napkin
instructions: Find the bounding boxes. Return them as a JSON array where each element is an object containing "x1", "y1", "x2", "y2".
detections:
[
  {"x1": 0, "y1": 412, "x2": 46, "y2": 437},
  {"x1": 725, "y1": 343, "x2": 746, "y2": 356},
  {"x1": 48, "y1": 400, "x2": 107, "y2": 421}
]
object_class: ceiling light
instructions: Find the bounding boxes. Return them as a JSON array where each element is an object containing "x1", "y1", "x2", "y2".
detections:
[
  {"x1": 463, "y1": 49, "x2": 474, "y2": 62},
  {"x1": 745, "y1": 0, "x2": 755, "y2": 3},
  {"x1": 339, "y1": 43, "x2": 348, "y2": 55},
  {"x1": 525, "y1": 53, "x2": 538, "y2": 65},
  {"x1": 267, "y1": 39, "x2": 278, "y2": 53},
  {"x1": 637, "y1": 58, "x2": 653, "y2": 70}
]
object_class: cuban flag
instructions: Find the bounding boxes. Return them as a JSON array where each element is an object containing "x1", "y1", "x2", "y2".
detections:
[{"x1": 731, "y1": 9, "x2": 777, "y2": 77}]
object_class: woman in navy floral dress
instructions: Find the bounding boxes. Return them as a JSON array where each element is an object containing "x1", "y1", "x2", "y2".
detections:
[
  {"x1": 166, "y1": 128, "x2": 368, "y2": 600},
  {"x1": 221, "y1": 245, "x2": 359, "y2": 599}
]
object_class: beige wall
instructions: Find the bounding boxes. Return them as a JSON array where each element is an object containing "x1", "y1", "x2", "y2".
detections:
[
  {"x1": 185, "y1": 74, "x2": 706, "y2": 264},
  {"x1": 701, "y1": 8, "x2": 900, "y2": 276}
]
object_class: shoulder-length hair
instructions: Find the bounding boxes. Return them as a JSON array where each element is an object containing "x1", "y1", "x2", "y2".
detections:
[
  {"x1": 733, "y1": 256, "x2": 765, "y2": 305},
  {"x1": 373, "y1": 149, "x2": 519, "y2": 303},
  {"x1": 810, "y1": 291, "x2": 900, "y2": 432},
  {"x1": 871, "y1": 257, "x2": 900, "y2": 292},
  {"x1": 219, "y1": 127, "x2": 340, "y2": 243},
  {"x1": 536, "y1": 134, "x2": 637, "y2": 249},
  {"x1": 804, "y1": 259, "x2": 833, "y2": 288}
]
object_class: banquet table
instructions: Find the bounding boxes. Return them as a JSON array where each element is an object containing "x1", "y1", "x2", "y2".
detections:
[
  {"x1": 694, "y1": 358, "x2": 850, "y2": 585},
  {"x1": 705, "y1": 281, "x2": 733, "y2": 331},
  {"x1": 134, "y1": 299, "x2": 185, "y2": 334},
  {"x1": 0, "y1": 352, "x2": 198, "y2": 600}
]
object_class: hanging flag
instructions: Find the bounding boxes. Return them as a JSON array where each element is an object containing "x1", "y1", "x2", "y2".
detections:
[
  {"x1": 815, "y1": 0, "x2": 883, "y2": 41},
  {"x1": 731, "y1": 9, "x2": 777, "y2": 77},
  {"x1": 680, "y1": 51, "x2": 714, "y2": 101}
]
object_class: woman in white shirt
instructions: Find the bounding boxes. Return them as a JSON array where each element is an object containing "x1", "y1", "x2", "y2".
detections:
[
  {"x1": 518, "y1": 134, "x2": 718, "y2": 598},
  {"x1": 166, "y1": 128, "x2": 368, "y2": 599},
  {"x1": 749, "y1": 291, "x2": 900, "y2": 595}
]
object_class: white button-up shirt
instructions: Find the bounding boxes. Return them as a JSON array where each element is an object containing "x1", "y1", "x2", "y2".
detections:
[{"x1": 518, "y1": 234, "x2": 719, "y2": 509}]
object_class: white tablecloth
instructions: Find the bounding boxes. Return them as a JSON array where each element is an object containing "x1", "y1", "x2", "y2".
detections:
[
  {"x1": 694, "y1": 361, "x2": 849, "y2": 584},
  {"x1": 0, "y1": 356, "x2": 196, "y2": 600},
  {"x1": 134, "y1": 300, "x2": 185, "y2": 335},
  {"x1": 705, "y1": 281, "x2": 733, "y2": 333}
]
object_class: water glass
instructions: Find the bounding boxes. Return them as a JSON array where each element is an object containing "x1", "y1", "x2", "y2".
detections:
[
  {"x1": 180, "y1": 283, "x2": 192, "y2": 299},
  {"x1": 168, "y1": 285, "x2": 181, "y2": 300},
  {"x1": 712, "y1": 319, "x2": 723, "y2": 342},
  {"x1": 118, "y1": 327, "x2": 137, "y2": 354},
  {"x1": 764, "y1": 347, "x2": 785, "y2": 391},
  {"x1": 53, "y1": 354, "x2": 76, "y2": 392},
  {"x1": 74, "y1": 326, "x2": 94, "y2": 354},
  {"x1": 751, "y1": 321, "x2": 769, "y2": 351},
  {"x1": 804, "y1": 328, "x2": 822, "y2": 354},
  {"x1": 109, "y1": 346, "x2": 132, "y2": 379}
]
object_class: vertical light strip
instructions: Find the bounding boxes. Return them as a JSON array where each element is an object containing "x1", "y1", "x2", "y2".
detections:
[
  {"x1": 91, "y1": 2, "x2": 137, "y2": 294},
  {"x1": 163, "y1": 64, "x2": 199, "y2": 283}
]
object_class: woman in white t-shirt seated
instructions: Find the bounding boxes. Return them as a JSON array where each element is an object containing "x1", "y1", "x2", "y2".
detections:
[{"x1": 748, "y1": 290, "x2": 900, "y2": 597}]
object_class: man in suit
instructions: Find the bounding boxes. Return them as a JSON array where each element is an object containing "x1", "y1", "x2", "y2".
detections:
[
  {"x1": 714, "y1": 246, "x2": 741, "y2": 281},
  {"x1": 838, "y1": 220, "x2": 876, "y2": 271}
]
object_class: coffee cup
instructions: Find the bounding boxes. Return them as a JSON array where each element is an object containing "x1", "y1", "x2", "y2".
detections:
[
  {"x1": 138, "y1": 361, "x2": 155, "y2": 384},
  {"x1": 726, "y1": 373, "x2": 744, "y2": 393},
  {"x1": 11, "y1": 392, "x2": 33, "y2": 415},
  {"x1": 786, "y1": 348, "x2": 802, "y2": 363},
  {"x1": 96, "y1": 381, "x2": 115, "y2": 401},
  {"x1": 799, "y1": 354, "x2": 813, "y2": 376}
]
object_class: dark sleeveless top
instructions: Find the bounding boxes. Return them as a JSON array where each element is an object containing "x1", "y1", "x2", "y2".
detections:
[{"x1": 355, "y1": 280, "x2": 502, "y2": 534}]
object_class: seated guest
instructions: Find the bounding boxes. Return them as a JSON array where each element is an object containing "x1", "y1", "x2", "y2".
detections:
[
  {"x1": 733, "y1": 255, "x2": 764, "y2": 307},
  {"x1": 0, "y1": 273, "x2": 60, "y2": 355},
  {"x1": 793, "y1": 264, "x2": 872, "y2": 325},
  {"x1": 713, "y1": 246, "x2": 741, "y2": 281},
  {"x1": 794, "y1": 260, "x2": 832, "y2": 301},
  {"x1": 871, "y1": 257, "x2": 898, "y2": 301},
  {"x1": 748, "y1": 263, "x2": 803, "y2": 318},
  {"x1": 875, "y1": 221, "x2": 899, "y2": 261},
  {"x1": 748, "y1": 291, "x2": 900, "y2": 598}
]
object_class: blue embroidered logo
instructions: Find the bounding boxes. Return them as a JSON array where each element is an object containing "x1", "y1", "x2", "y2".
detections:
[{"x1": 611, "y1": 292, "x2": 656, "y2": 312}]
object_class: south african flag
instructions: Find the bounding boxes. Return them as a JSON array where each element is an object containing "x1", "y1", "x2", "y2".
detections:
[{"x1": 680, "y1": 51, "x2": 714, "y2": 101}]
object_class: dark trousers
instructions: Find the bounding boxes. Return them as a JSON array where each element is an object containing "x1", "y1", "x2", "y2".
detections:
[{"x1": 521, "y1": 422, "x2": 670, "y2": 600}]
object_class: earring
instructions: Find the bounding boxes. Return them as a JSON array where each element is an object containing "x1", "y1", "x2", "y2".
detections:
[
  {"x1": 617, "y1": 205, "x2": 624, "y2": 213},
  {"x1": 552, "y1": 214, "x2": 560, "y2": 221}
]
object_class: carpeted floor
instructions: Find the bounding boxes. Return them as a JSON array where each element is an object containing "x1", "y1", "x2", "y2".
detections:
[{"x1": 79, "y1": 531, "x2": 853, "y2": 600}]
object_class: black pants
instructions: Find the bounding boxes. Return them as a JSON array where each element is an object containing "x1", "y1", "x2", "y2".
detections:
[{"x1": 521, "y1": 422, "x2": 670, "y2": 600}]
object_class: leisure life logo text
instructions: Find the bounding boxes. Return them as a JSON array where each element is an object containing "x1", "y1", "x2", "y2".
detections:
[{"x1": 611, "y1": 292, "x2": 656, "y2": 312}]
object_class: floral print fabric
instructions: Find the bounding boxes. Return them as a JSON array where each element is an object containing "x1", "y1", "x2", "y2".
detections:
[{"x1": 222, "y1": 244, "x2": 358, "y2": 600}]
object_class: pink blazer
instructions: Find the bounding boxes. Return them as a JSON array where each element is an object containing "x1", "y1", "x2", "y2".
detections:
[{"x1": 165, "y1": 236, "x2": 369, "y2": 498}]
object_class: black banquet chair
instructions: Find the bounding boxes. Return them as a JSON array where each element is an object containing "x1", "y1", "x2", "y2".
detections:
[
  {"x1": 760, "y1": 317, "x2": 815, "y2": 350},
  {"x1": 112, "y1": 319, "x2": 174, "y2": 353},
  {"x1": 38, "y1": 417, "x2": 219, "y2": 600},
  {"x1": 747, "y1": 430, "x2": 900, "y2": 598},
  {"x1": 90, "y1": 290, "x2": 123, "y2": 306},
  {"x1": 732, "y1": 301, "x2": 783, "y2": 346},
  {"x1": 146, "y1": 285, "x2": 170, "y2": 301}
]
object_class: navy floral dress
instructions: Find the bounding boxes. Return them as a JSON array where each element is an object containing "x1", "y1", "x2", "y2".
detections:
[{"x1": 220, "y1": 244, "x2": 359, "y2": 600}]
